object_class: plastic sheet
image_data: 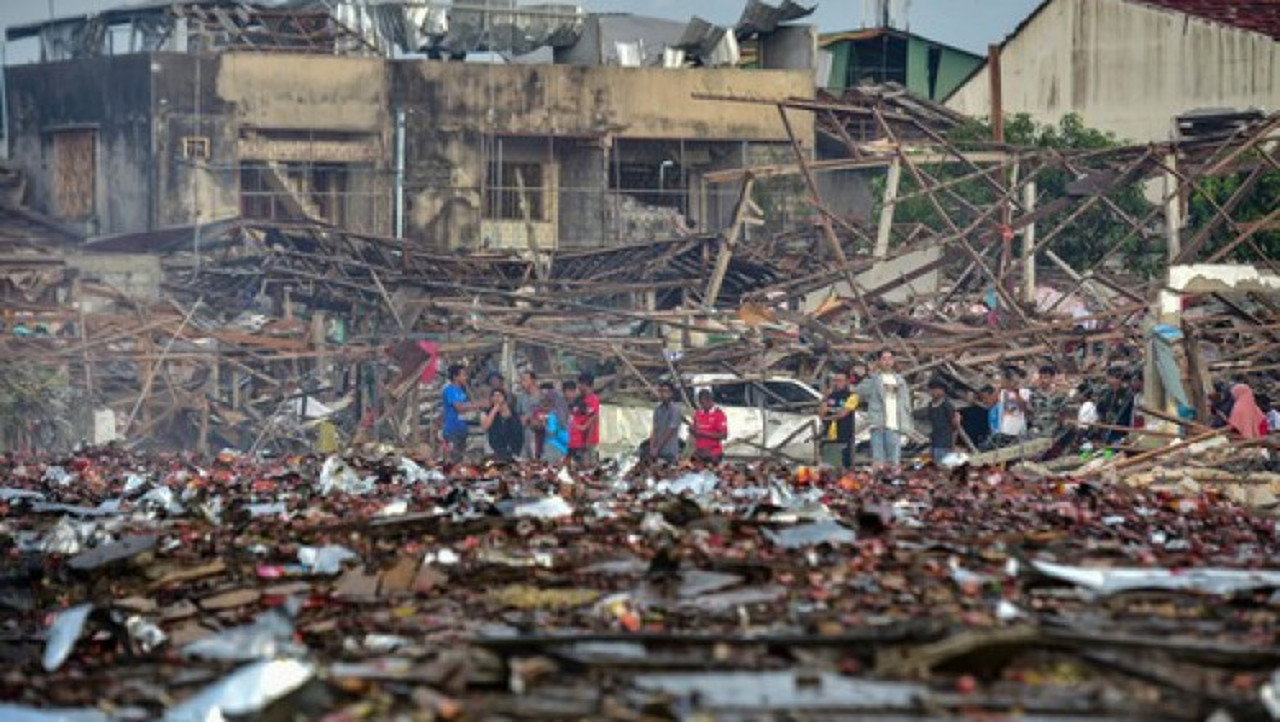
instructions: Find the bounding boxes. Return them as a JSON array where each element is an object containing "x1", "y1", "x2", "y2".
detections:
[
  {"x1": 67, "y1": 535, "x2": 157, "y2": 572},
  {"x1": 244, "y1": 502, "x2": 288, "y2": 518},
  {"x1": 651, "y1": 470, "x2": 719, "y2": 496},
  {"x1": 182, "y1": 610, "x2": 299, "y2": 661},
  {"x1": 764, "y1": 520, "x2": 856, "y2": 548},
  {"x1": 1261, "y1": 669, "x2": 1279, "y2": 720},
  {"x1": 38, "y1": 518, "x2": 89, "y2": 554},
  {"x1": 0, "y1": 488, "x2": 46, "y2": 502},
  {"x1": 1031, "y1": 559, "x2": 1280, "y2": 596},
  {"x1": 43, "y1": 603, "x2": 93, "y2": 672},
  {"x1": 121, "y1": 474, "x2": 148, "y2": 495},
  {"x1": 139, "y1": 486, "x2": 185, "y2": 514},
  {"x1": 125, "y1": 615, "x2": 167, "y2": 653},
  {"x1": 297, "y1": 544, "x2": 358, "y2": 575},
  {"x1": 0, "y1": 705, "x2": 111, "y2": 722},
  {"x1": 631, "y1": 671, "x2": 927, "y2": 711},
  {"x1": 318, "y1": 456, "x2": 370, "y2": 495},
  {"x1": 503, "y1": 495, "x2": 574, "y2": 520},
  {"x1": 398, "y1": 457, "x2": 442, "y2": 484},
  {"x1": 164, "y1": 658, "x2": 315, "y2": 722}
]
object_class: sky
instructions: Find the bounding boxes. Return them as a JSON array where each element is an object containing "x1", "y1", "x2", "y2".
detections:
[{"x1": 2, "y1": 0, "x2": 1045, "y2": 60}]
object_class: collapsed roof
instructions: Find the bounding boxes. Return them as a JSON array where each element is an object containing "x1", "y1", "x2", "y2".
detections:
[{"x1": 5, "y1": 0, "x2": 815, "y2": 65}]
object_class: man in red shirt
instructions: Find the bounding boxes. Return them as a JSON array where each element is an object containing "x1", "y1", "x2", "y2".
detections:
[
  {"x1": 691, "y1": 389, "x2": 728, "y2": 464},
  {"x1": 568, "y1": 372, "x2": 601, "y2": 465}
]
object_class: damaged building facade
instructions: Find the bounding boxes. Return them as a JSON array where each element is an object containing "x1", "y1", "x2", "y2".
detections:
[{"x1": 3, "y1": 0, "x2": 817, "y2": 251}]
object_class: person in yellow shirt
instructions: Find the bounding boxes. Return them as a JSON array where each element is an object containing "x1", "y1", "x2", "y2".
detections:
[{"x1": 818, "y1": 371, "x2": 859, "y2": 470}]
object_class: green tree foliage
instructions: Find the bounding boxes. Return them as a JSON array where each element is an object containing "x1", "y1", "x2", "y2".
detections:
[
  {"x1": 875, "y1": 113, "x2": 1163, "y2": 275},
  {"x1": 1185, "y1": 167, "x2": 1280, "y2": 262}
]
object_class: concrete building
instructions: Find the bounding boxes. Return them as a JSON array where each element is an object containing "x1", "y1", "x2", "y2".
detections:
[
  {"x1": 945, "y1": 0, "x2": 1280, "y2": 142},
  {"x1": 2, "y1": 1, "x2": 815, "y2": 251},
  {"x1": 819, "y1": 28, "x2": 983, "y2": 101}
]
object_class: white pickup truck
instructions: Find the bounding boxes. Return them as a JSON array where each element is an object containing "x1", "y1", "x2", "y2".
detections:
[{"x1": 600, "y1": 373, "x2": 864, "y2": 462}]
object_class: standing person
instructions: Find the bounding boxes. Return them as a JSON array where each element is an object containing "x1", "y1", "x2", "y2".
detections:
[
  {"x1": 563, "y1": 380, "x2": 584, "y2": 462},
  {"x1": 1208, "y1": 381, "x2": 1235, "y2": 428},
  {"x1": 691, "y1": 389, "x2": 728, "y2": 464},
  {"x1": 959, "y1": 385, "x2": 995, "y2": 451},
  {"x1": 1261, "y1": 394, "x2": 1280, "y2": 434},
  {"x1": 487, "y1": 371, "x2": 506, "y2": 394},
  {"x1": 480, "y1": 388, "x2": 524, "y2": 460},
  {"x1": 514, "y1": 369, "x2": 540, "y2": 459},
  {"x1": 648, "y1": 381, "x2": 683, "y2": 463},
  {"x1": 1227, "y1": 383, "x2": 1267, "y2": 440},
  {"x1": 856, "y1": 348, "x2": 913, "y2": 477},
  {"x1": 570, "y1": 372, "x2": 601, "y2": 466},
  {"x1": 818, "y1": 371, "x2": 858, "y2": 470},
  {"x1": 1044, "y1": 381, "x2": 1097, "y2": 459},
  {"x1": 1127, "y1": 371, "x2": 1144, "y2": 429},
  {"x1": 1096, "y1": 367, "x2": 1133, "y2": 443},
  {"x1": 925, "y1": 377, "x2": 959, "y2": 463},
  {"x1": 541, "y1": 382, "x2": 570, "y2": 464},
  {"x1": 992, "y1": 369, "x2": 1031, "y2": 446},
  {"x1": 1030, "y1": 365, "x2": 1067, "y2": 438},
  {"x1": 441, "y1": 364, "x2": 485, "y2": 463},
  {"x1": 1077, "y1": 384, "x2": 1099, "y2": 425}
]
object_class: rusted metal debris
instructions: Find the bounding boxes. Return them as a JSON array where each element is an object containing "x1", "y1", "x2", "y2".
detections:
[{"x1": 0, "y1": 85, "x2": 1275, "y2": 456}]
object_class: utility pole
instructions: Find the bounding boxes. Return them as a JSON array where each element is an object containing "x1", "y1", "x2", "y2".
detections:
[{"x1": 989, "y1": 44, "x2": 1010, "y2": 283}]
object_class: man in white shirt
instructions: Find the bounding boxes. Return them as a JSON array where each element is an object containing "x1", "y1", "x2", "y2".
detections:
[{"x1": 993, "y1": 369, "x2": 1031, "y2": 445}]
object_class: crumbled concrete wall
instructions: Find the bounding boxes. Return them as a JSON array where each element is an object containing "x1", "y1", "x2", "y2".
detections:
[
  {"x1": 4, "y1": 55, "x2": 154, "y2": 236},
  {"x1": 66, "y1": 253, "x2": 162, "y2": 312},
  {"x1": 216, "y1": 54, "x2": 388, "y2": 132},
  {"x1": 394, "y1": 62, "x2": 814, "y2": 142}
]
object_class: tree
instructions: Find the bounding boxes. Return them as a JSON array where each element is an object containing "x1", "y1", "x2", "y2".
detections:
[
  {"x1": 873, "y1": 113, "x2": 1163, "y2": 276},
  {"x1": 1185, "y1": 166, "x2": 1280, "y2": 263}
]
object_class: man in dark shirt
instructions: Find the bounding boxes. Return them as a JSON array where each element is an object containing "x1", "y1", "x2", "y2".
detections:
[
  {"x1": 926, "y1": 377, "x2": 959, "y2": 461},
  {"x1": 1096, "y1": 367, "x2": 1133, "y2": 443},
  {"x1": 959, "y1": 385, "x2": 995, "y2": 450},
  {"x1": 818, "y1": 371, "x2": 858, "y2": 470},
  {"x1": 648, "y1": 381, "x2": 683, "y2": 463}
]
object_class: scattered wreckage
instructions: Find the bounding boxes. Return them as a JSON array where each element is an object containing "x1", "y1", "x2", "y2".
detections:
[{"x1": 0, "y1": 446, "x2": 1278, "y2": 720}]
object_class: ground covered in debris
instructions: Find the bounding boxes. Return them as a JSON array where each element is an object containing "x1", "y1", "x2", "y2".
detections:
[{"x1": 2, "y1": 448, "x2": 1278, "y2": 721}]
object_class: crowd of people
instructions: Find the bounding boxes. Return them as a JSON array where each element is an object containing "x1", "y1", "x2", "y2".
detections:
[
  {"x1": 438, "y1": 350, "x2": 1276, "y2": 472},
  {"x1": 441, "y1": 365, "x2": 600, "y2": 465}
]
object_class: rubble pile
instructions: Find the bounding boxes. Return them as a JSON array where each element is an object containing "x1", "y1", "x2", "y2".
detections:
[{"x1": 1, "y1": 449, "x2": 1278, "y2": 720}]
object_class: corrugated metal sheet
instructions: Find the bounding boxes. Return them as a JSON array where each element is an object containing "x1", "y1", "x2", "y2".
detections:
[{"x1": 1136, "y1": 0, "x2": 1280, "y2": 40}]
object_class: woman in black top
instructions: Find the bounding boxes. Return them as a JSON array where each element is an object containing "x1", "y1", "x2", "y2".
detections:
[{"x1": 482, "y1": 388, "x2": 524, "y2": 460}]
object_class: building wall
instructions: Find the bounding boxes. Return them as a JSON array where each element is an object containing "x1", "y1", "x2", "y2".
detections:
[
  {"x1": 65, "y1": 252, "x2": 162, "y2": 312},
  {"x1": 7, "y1": 53, "x2": 811, "y2": 250},
  {"x1": 556, "y1": 141, "x2": 608, "y2": 248},
  {"x1": 213, "y1": 53, "x2": 392, "y2": 236},
  {"x1": 393, "y1": 61, "x2": 814, "y2": 250},
  {"x1": 151, "y1": 53, "x2": 239, "y2": 229},
  {"x1": 393, "y1": 62, "x2": 813, "y2": 142},
  {"x1": 6, "y1": 52, "x2": 396, "y2": 238},
  {"x1": 905, "y1": 38, "x2": 984, "y2": 101},
  {"x1": 215, "y1": 53, "x2": 388, "y2": 133},
  {"x1": 758, "y1": 26, "x2": 819, "y2": 74},
  {"x1": 946, "y1": 0, "x2": 1280, "y2": 142},
  {"x1": 4, "y1": 55, "x2": 153, "y2": 236}
]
